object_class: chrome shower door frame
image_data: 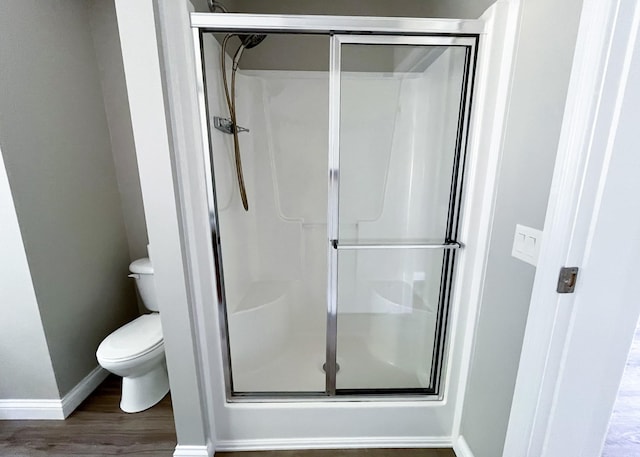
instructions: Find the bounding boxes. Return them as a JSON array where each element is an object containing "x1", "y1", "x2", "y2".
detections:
[
  {"x1": 191, "y1": 13, "x2": 480, "y2": 402},
  {"x1": 328, "y1": 34, "x2": 478, "y2": 397}
]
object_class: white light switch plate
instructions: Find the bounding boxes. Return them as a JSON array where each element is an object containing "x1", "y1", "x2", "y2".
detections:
[{"x1": 512, "y1": 224, "x2": 543, "y2": 266}]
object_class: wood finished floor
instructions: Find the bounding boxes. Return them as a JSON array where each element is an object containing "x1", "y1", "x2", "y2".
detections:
[
  {"x1": 0, "y1": 375, "x2": 456, "y2": 457},
  {"x1": 603, "y1": 324, "x2": 640, "y2": 456},
  {"x1": 0, "y1": 375, "x2": 176, "y2": 456}
]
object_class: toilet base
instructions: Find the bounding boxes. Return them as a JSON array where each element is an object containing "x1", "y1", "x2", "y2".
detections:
[{"x1": 120, "y1": 361, "x2": 169, "y2": 413}]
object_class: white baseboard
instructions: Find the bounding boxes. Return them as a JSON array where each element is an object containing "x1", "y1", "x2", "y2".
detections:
[
  {"x1": 453, "y1": 435, "x2": 475, "y2": 457},
  {"x1": 173, "y1": 442, "x2": 214, "y2": 457},
  {"x1": 0, "y1": 399, "x2": 64, "y2": 420},
  {"x1": 215, "y1": 436, "x2": 452, "y2": 451},
  {"x1": 61, "y1": 366, "x2": 108, "y2": 418},
  {"x1": 0, "y1": 366, "x2": 107, "y2": 420}
]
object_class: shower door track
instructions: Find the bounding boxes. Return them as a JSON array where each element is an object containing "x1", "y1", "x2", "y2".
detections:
[
  {"x1": 190, "y1": 13, "x2": 483, "y2": 35},
  {"x1": 191, "y1": 13, "x2": 481, "y2": 402}
]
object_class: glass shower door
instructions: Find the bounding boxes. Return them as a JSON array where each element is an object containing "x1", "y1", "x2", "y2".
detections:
[{"x1": 327, "y1": 35, "x2": 477, "y2": 394}]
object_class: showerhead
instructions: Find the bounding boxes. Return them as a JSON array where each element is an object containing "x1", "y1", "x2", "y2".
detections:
[
  {"x1": 207, "y1": 0, "x2": 228, "y2": 13},
  {"x1": 238, "y1": 34, "x2": 267, "y2": 49},
  {"x1": 207, "y1": 0, "x2": 265, "y2": 49}
]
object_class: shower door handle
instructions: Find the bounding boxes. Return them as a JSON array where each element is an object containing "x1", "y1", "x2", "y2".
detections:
[{"x1": 330, "y1": 240, "x2": 462, "y2": 250}]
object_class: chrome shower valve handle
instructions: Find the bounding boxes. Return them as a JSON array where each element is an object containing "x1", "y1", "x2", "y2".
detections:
[{"x1": 213, "y1": 116, "x2": 250, "y2": 134}]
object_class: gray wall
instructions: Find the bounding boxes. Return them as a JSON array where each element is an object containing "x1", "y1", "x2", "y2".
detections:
[
  {"x1": 0, "y1": 147, "x2": 59, "y2": 399},
  {"x1": 459, "y1": 0, "x2": 584, "y2": 455},
  {"x1": 0, "y1": 0, "x2": 138, "y2": 397},
  {"x1": 219, "y1": 0, "x2": 494, "y2": 17},
  {"x1": 89, "y1": 0, "x2": 149, "y2": 262}
]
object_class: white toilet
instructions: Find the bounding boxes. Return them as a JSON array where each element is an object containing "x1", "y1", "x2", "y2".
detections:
[{"x1": 96, "y1": 258, "x2": 169, "y2": 413}]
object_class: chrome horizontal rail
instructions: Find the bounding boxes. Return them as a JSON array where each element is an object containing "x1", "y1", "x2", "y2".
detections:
[
  {"x1": 330, "y1": 240, "x2": 462, "y2": 250},
  {"x1": 190, "y1": 13, "x2": 485, "y2": 35}
]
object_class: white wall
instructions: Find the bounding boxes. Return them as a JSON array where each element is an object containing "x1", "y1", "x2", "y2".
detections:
[
  {"x1": 0, "y1": 0, "x2": 138, "y2": 397},
  {"x1": 115, "y1": 0, "x2": 209, "y2": 447},
  {"x1": 0, "y1": 147, "x2": 59, "y2": 400},
  {"x1": 458, "y1": 0, "x2": 585, "y2": 455},
  {"x1": 89, "y1": 0, "x2": 149, "y2": 261}
]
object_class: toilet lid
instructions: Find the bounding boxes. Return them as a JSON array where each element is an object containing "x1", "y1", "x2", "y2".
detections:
[{"x1": 97, "y1": 314, "x2": 163, "y2": 362}]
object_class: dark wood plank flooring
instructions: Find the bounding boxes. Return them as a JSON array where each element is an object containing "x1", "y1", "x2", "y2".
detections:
[
  {"x1": 0, "y1": 375, "x2": 456, "y2": 457},
  {"x1": 0, "y1": 375, "x2": 176, "y2": 456}
]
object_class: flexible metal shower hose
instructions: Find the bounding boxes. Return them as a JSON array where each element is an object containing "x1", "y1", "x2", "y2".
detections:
[{"x1": 221, "y1": 34, "x2": 249, "y2": 211}]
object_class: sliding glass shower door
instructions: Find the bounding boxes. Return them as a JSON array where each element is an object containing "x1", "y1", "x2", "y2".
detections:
[
  {"x1": 327, "y1": 35, "x2": 476, "y2": 395},
  {"x1": 194, "y1": 22, "x2": 478, "y2": 399}
]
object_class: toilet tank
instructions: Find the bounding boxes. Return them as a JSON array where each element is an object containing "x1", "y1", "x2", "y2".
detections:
[{"x1": 129, "y1": 258, "x2": 159, "y2": 312}]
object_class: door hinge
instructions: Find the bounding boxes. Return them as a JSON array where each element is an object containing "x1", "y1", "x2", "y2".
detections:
[{"x1": 557, "y1": 266, "x2": 579, "y2": 293}]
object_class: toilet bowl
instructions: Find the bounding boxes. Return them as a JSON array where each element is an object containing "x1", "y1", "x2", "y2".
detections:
[{"x1": 96, "y1": 258, "x2": 169, "y2": 413}]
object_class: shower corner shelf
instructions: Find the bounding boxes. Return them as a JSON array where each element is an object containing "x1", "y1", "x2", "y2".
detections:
[{"x1": 214, "y1": 116, "x2": 250, "y2": 134}]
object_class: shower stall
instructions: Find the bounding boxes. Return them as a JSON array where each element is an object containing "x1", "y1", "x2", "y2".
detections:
[{"x1": 193, "y1": 14, "x2": 479, "y2": 400}]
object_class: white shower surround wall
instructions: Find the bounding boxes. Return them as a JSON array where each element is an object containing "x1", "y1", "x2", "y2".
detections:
[{"x1": 206, "y1": 34, "x2": 465, "y2": 393}]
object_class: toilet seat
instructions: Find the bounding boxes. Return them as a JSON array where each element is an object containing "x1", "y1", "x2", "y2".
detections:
[{"x1": 97, "y1": 314, "x2": 163, "y2": 362}]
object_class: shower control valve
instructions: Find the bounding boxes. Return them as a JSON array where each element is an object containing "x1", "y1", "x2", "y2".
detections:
[{"x1": 213, "y1": 116, "x2": 250, "y2": 134}]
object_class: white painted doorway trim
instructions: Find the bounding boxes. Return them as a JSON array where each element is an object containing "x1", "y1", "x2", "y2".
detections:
[{"x1": 503, "y1": 0, "x2": 640, "y2": 456}]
